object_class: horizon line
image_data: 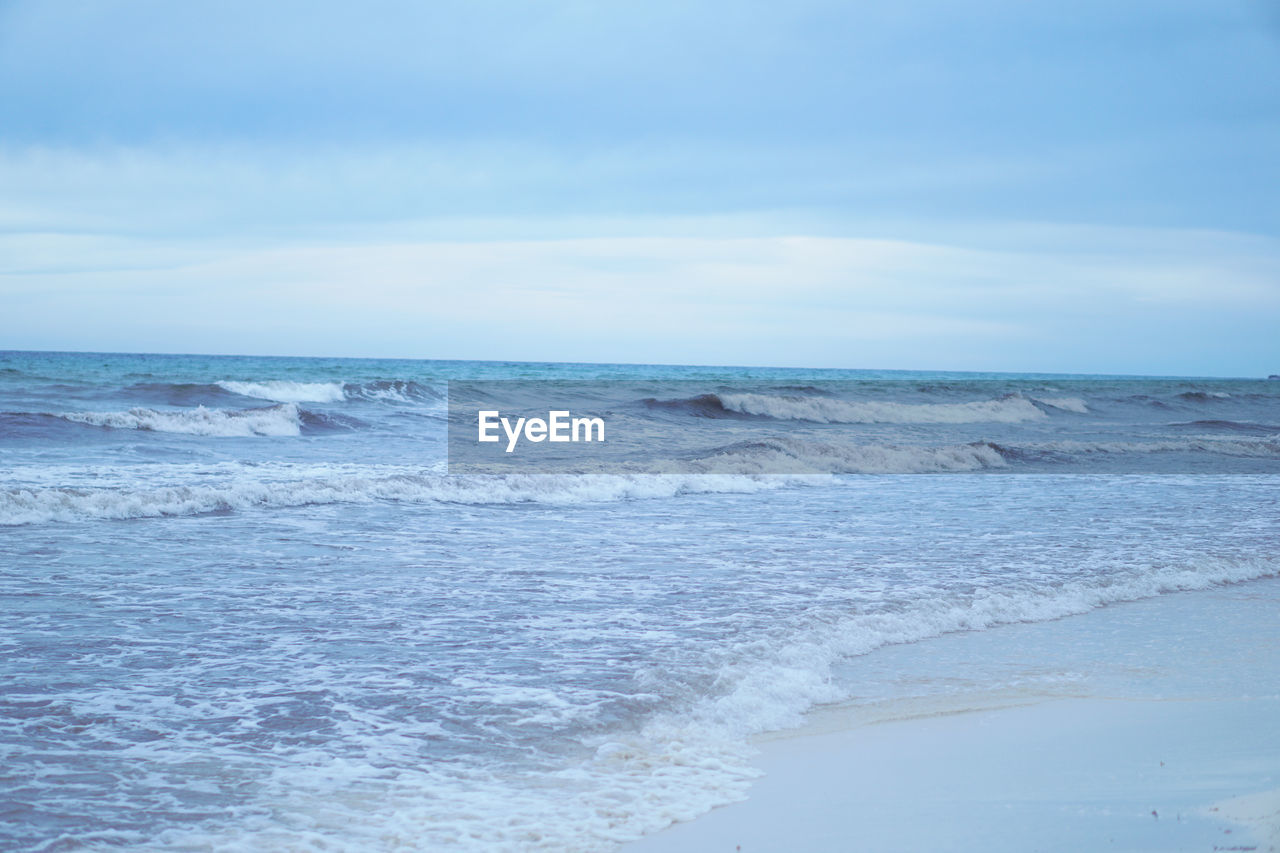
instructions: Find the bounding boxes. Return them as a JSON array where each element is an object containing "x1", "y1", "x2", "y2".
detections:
[{"x1": 1, "y1": 348, "x2": 1269, "y2": 382}]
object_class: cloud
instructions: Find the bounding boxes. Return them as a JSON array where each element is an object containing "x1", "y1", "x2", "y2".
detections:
[
  {"x1": 0, "y1": 1, "x2": 1277, "y2": 373},
  {"x1": 1, "y1": 0, "x2": 1277, "y2": 235},
  {"x1": 3, "y1": 229, "x2": 1276, "y2": 374}
]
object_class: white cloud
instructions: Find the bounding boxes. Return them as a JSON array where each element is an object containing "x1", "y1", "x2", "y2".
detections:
[{"x1": 3, "y1": 229, "x2": 1276, "y2": 373}]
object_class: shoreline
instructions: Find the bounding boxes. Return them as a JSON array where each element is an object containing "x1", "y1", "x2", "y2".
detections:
[{"x1": 625, "y1": 578, "x2": 1280, "y2": 852}]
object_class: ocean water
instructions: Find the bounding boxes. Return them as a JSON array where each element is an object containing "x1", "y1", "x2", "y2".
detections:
[{"x1": 1, "y1": 350, "x2": 1278, "y2": 850}]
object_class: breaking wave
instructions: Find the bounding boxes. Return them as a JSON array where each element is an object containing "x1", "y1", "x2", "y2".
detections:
[
  {"x1": 216, "y1": 380, "x2": 347, "y2": 403},
  {"x1": 9, "y1": 430, "x2": 1280, "y2": 525},
  {"x1": 0, "y1": 470, "x2": 804, "y2": 526},
  {"x1": 1036, "y1": 396, "x2": 1090, "y2": 413},
  {"x1": 150, "y1": 550, "x2": 1279, "y2": 852},
  {"x1": 693, "y1": 437, "x2": 1008, "y2": 474},
  {"x1": 56, "y1": 404, "x2": 305, "y2": 437},
  {"x1": 344, "y1": 379, "x2": 442, "y2": 403},
  {"x1": 216, "y1": 379, "x2": 442, "y2": 404},
  {"x1": 0, "y1": 436, "x2": 1018, "y2": 526},
  {"x1": 649, "y1": 392, "x2": 1050, "y2": 423}
]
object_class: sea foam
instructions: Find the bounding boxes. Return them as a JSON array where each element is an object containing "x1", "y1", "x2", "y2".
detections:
[
  {"x1": 58, "y1": 404, "x2": 303, "y2": 436},
  {"x1": 216, "y1": 380, "x2": 348, "y2": 403},
  {"x1": 0, "y1": 438, "x2": 1017, "y2": 526},
  {"x1": 148, "y1": 551, "x2": 1279, "y2": 852},
  {"x1": 707, "y1": 392, "x2": 1048, "y2": 423}
]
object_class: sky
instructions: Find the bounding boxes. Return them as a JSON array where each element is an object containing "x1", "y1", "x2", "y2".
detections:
[{"x1": 1, "y1": 0, "x2": 1278, "y2": 375}]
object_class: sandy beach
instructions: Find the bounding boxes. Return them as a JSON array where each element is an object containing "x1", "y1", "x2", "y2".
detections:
[{"x1": 627, "y1": 577, "x2": 1280, "y2": 853}]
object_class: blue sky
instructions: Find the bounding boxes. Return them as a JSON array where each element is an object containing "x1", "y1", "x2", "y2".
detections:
[{"x1": 2, "y1": 0, "x2": 1278, "y2": 374}]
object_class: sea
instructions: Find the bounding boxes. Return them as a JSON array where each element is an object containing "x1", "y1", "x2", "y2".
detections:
[{"x1": 1, "y1": 350, "x2": 1278, "y2": 850}]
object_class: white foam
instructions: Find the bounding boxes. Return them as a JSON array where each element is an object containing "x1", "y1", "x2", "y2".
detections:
[
  {"x1": 0, "y1": 469, "x2": 802, "y2": 526},
  {"x1": 692, "y1": 554, "x2": 1279, "y2": 736},
  {"x1": 0, "y1": 437, "x2": 1018, "y2": 526},
  {"x1": 58, "y1": 404, "x2": 302, "y2": 437},
  {"x1": 10, "y1": 431, "x2": 1278, "y2": 526},
  {"x1": 151, "y1": 553, "x2": 1279, "y2": 852},
  {"x1": 345, "y1": 380, "x2": 440, "y2": 404},
  {"x1": 716, "y1": 393, "x2": 1047, "y2": 424},
  {"x1": 352, "y1": 385, "x2": 411, "y2": 403},
  {"x1": 217, "y1": 380, "x2": 347, "y2": 403}
]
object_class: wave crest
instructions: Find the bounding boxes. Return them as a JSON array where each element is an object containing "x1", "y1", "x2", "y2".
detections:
[
  {"x1": 216, "y1": 380, "x2": 347, "y2": 403},
  {"x1": 1036, "y1": 396, "x2": 1089, "y2": 413},
  {"x1": 693, "y1": 437, "x2": 1008, "y2": 473},
  {"x1": 0, "y1": 437, "x2": 1016, "y2": 526},
  {"x1": 0, "y1": 470, "x2": 799, "y2": 526},
  {"x1": 216, "y1": 378, "x2": 442, "y2": 405},
  {"x1": 651, "y1": 392, "x2": 1050, "y2": 424},
  {"x1": 58, "y1": 404, "x2": 303, "y2": 437},
  {"x1": 344, "y1": 379, "x2": 441, "y2": 403}
]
